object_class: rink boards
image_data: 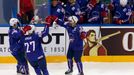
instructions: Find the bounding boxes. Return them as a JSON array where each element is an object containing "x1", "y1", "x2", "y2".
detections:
[
  {"x1": 1, "y1": 56, "x2": 134, "y2": 63},
  {"x1": 1, "y1": 26, "x2": 134, "y2": 63}
]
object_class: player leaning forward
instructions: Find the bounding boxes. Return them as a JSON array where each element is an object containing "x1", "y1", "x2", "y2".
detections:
[
  {"x1": 54, "y1": 16, "x2": 85, "y2": 75},
  {"x1": 8, "y1": 18, "x2": 29, "y2": 75},
  {"x1": 15, "y1": 17, "x2": 51, "y2": 75}
]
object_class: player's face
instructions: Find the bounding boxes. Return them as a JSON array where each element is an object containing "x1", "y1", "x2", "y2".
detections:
[
  {"x1": 52, "y1": 1, "x2": 58, "y2": 7},
  {"x1": 87, "y1": 32, "x2": 96, "y2": 43},
  {"x1": 69, "y1": 20, "x2": 77, "y2": 27},
  {"x1": 13, "y1": 24, "x2": 18, "y2": 29}
]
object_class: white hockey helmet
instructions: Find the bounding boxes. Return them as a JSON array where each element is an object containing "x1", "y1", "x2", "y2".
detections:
[
  {"x1": 68, "y1": 16, "x2": 78, "y2": 24},
  {"x1": 9, "y1": 18, "x2": 19, "y2": 26},
  {"x1": 29, "y1": 25, "x2": 36, "y2": 34},
  {"x1": 120, "y1": 0, "x2": 128, "y2": 7}
]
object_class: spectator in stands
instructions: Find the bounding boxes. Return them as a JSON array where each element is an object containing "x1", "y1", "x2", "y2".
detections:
[
  {"x1": 36, "y1": 2, "x2": 49, "y2": 22},
  {"x1": 77, "y1": 0, "x2": 88, "y2": 13},
  {"x1": 17, "y1": 0, "x2": 35, "y2": 24},
  {"x1": 128, "y1": 0, "x2": 134, "y2": 23},
  {"x1": 76, "y1": 0, "x2": 89, "y2": 23},
  {"x1": 132, "y1": 3, "x2": 134, "y2": 24},
  {"x1": 113, "y1": 0, "x2": 132, "y2": 24},
  {"x1": 64, "y1": 0, "x2": 81, "y2": 21},
  {"x1": 51, "y1": 0, "x2": 65, "y2": 20},
  {"x1": 86, "y1": 0, "x2": 108, "y2": 24},
  {"x1": 108, "y1": 0, "x2": 119, "y2": 23},
  {"x1": 111, "y1": 0, "x2": 120, "y2": 7}
]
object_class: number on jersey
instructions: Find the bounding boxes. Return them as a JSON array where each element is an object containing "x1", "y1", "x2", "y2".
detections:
[{"x1": 24, "y1": 41, "x2": 35, "y2": 53}]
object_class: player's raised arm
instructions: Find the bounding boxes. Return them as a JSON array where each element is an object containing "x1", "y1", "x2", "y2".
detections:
[
  {"x1": 40, "y1": 16, "x2": 56, "y2": 37},
  {"x1": 55, "y1": 18, "x2": 68, "y2": 28},
  {"x1": 55, "y1": 16, "x2": 79, "y2": 28},
  {"x1": 41, "y1": 25, "x2": 49, "y2": 37}
]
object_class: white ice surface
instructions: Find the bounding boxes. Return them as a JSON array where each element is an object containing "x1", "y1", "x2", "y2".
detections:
[{"x1": 0, "y1": 62, "x2": 134, "y2": 75}]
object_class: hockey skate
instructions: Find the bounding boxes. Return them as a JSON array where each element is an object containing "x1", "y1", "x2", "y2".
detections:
[
  {"x1": 77, "y1": 72, "x2": 84, "y2": 75},
  {"x1": 17, "y1": 67, "x2": 29, "y2": 75},
  {"x1": 65, "y1": 69, "x2": 73, "y2": 75}
]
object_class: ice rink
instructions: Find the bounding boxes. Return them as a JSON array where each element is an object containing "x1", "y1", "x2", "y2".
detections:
[{"x1": 0, "y1": 62, "x2": 134, "y2": 75}]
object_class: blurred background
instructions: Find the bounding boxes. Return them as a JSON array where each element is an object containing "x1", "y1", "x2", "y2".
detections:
[{"x1": 0, "y1": 0, "x2": 133, "y2": 25}]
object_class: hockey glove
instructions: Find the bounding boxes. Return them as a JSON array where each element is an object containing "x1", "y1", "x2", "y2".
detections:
[{"x1": 80, "y1": 31, "x2": 87, "y2": 40}]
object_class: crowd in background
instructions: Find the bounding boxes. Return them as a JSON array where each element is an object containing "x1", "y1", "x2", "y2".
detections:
[
  {"x1": 49, "y1": 0, "x2": 134, "y2": 24},
  {"x1": 17, "y1": 0, "x2": 134, "y2": 25}
]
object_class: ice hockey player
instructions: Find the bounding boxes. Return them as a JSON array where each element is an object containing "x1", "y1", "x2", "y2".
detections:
[
  {"x1": 54, "y1": 16, "x2": 86, "y2": 75},
  {"x1": 8, "y1": 18, "x2": 29, "y2": 75},
  {"x1": 15, "y1": 16, "x2": 53, "y2": 75},
  {"x1": 113, "y1": 0, "x2": 132, "y2": 24}
]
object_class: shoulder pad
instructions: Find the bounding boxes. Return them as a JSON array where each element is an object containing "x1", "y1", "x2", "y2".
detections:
[{"x1": 11, "y1": 29, "x2": 18, "y2": 34}]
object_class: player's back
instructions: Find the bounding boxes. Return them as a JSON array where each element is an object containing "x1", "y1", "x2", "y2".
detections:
[{"x1": 23, "y1": 33, "x2": 44, "y2": 61}]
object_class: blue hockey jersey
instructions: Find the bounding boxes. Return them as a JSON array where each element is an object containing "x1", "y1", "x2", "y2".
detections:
[
  {"x1": 16, "y1": 26, "x2": 49, "y2": 61},
  {"x1": 111, "y1": 0, "x2": 119, "y2": 6},
  {"x1": 113, "y1": 5, "x2": 132, "y2": 24},
  {"x1": 57, "y1": 19, "x2": 83, "y2": 51},
  {"x1": 64, "y1": 2, "x2": 81, "y2": 19},
  {"x1": 8, "y1": 27, "x2": 23, "y2": 52},
  {"x1": 77, "y1": 0, "x2": 88, "y2": 12},
  {"x1": 87, "y1": 2, "x2": 107, "y2": 24}
]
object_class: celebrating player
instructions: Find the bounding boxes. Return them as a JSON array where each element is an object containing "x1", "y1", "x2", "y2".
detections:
[
  {"x1": 54, "y1": 16, "x2": 85, "y2": 75},
  {"x1": 14, "y1": 16, "x2": 53, "y2": 75},
  {"x1": 8, "y1": 18, "x2": 29, "y2": 75}
]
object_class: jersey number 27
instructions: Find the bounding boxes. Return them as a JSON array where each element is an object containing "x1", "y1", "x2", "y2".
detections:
[{"x1": 24, "y1": 41, "x2": 35, "y2": 53}]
